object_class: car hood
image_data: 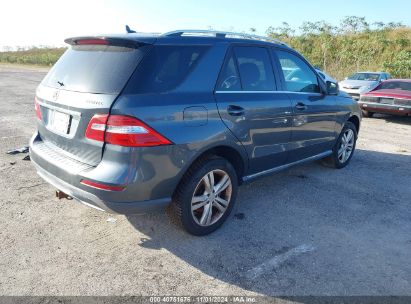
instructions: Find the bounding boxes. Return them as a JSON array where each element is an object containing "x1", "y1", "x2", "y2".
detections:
[
  {"x1": 339, "y1": 80, "x2": 378, "y2": 89},
  {"x1": 364, "y1": 89, "x2": 411, "y2": 99}
]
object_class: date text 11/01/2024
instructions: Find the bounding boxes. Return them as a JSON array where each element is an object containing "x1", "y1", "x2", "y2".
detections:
[{"x1": 149, "y1": 296, "x2": 257, "y2": 303}]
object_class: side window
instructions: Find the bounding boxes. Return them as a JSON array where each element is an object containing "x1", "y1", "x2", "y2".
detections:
[
  {"x1": 217, "y1": 52, "x2": 241, "y2": 91},
  {"x1": 127, "y1": 45, "x2": 208, "y2": 93},
  {"x1": 275, "y1": 50, "x2": 320, "y2": 93},
  {"x1": 234, "y1": 47, "x2": 276, "y2": 91}
]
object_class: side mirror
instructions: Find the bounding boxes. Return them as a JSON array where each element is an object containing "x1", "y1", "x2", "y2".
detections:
[{"x1": 327, "y1": 81, "x2": 339, "y2": 95}]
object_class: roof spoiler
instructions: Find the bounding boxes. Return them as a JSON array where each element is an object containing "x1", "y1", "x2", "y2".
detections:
[{"x1": 64, "y1": 36, "x2": 151, "y2": 48}]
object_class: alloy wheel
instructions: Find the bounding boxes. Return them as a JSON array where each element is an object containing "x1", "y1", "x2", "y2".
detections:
[
  {"x1": 338, "y1": 129, "x2": 355, "y2": 163},
  {"x1": 191, "y1": 169, "x2": 232, "y2": 227}
]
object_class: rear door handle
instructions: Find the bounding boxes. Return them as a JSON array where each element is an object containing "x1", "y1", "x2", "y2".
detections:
[
  {"x1": 227, "y1": 105, "x2": 245, "y2": 116},
  {"x1": 295, "y1": 102, "x2": 307, "y2": 111}
]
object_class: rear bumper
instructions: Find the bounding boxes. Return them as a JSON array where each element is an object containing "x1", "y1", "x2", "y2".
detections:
[
  {"x1": 32, "y1": 160, "x2": 170, "y2": 213},
  {"x1": 359, "y1": 102, "x2": 411, "y2": 116},
  {"x1": 29, "y1": 132, "x2": 172, "y2": 214}
]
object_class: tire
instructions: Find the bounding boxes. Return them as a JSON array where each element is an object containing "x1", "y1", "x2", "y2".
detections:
[
  {"x1": 168, "y1": 156, "x2": 238, "y2": 236},
  {"x1": 322, "y1": 121, "x2": 357, "y2": 169},
  {"x1": 362, "y1": 110, "x2": 374, "y2": 118}
]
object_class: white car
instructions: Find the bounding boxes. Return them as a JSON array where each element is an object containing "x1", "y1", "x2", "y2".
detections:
[{"x1": 339, "y1": 72, "x2": 391, "y2": 100}]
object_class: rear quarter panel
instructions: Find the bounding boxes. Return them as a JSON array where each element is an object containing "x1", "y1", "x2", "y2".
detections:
[{"x1": 107, "y1": 92, "x2": 248, "y2": 200}]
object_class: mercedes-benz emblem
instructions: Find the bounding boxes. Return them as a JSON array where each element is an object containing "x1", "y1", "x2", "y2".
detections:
[{"x1": 52, "y1": 90, "x2": 59, "y2": 101}]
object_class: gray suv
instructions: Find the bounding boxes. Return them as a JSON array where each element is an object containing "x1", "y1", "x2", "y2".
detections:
[{"x1": 30, "y1": 30, "x2": 361, "y2": 235}]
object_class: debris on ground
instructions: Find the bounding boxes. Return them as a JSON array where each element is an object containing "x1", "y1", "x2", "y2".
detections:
[
  {"x1": 9, "y1": 161, "x2": 16, "y2": 165},
  {"x1": 22, "y1": 155, "x2": 30, "y2": 161},
  {"x1": 6, "y1": 146, "x2": 29, "y2": 155},
  {"x1": 106, "y1": 217, "x2": 117, "y2": 224}
]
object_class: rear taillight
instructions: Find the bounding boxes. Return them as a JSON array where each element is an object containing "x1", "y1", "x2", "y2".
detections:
[
  {"x1": 85, "y1": 114, "x2": 172, "y2": 147},
  {"x1": 85, "y1": 114, "x2": 108, "y2": 142},
  {"x1": 34, "y1": 97, "x2": 42, "y2": 120},
  {"x1": 105, "y1": 115, "x2": 172, "y2": 147}
]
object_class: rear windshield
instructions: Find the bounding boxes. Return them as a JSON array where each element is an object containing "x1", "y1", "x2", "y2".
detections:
[
  {"x1": 375, "y1": 81, "x2": 411, "y2": 92},
  {"x1": 125, "y1": 45, "x2": 209, "y2": 93},
  {"x1": 41, "y1": 45, "x2": 148, "y2": 94}
]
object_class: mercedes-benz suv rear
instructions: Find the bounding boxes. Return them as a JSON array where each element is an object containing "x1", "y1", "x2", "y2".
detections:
[{"x1": 30, "y1": 30, "x2": 361, "y2": 235}]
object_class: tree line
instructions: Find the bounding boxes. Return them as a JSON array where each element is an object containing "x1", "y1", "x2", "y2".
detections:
[
  {"x1": 266, "y1": 16, "x2": 411, "y2": 79},
  {"x1": 0, "y1": 47, "x2": 65, "y2": 66},
  {"x1": 0, "y1": 17, "x2": 410, "y2": 79}
]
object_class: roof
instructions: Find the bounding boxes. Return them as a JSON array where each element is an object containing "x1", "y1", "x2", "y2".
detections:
[
  {"x1": 64, "y1": 30, "x2": 290, "y2": 48},
  {"x1": 162, "y1": 30, "x2": 287, "y2": 45}
]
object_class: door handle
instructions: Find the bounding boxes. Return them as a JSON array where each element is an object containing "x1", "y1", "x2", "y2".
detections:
[
  {"x1": 295, "y1": 102, "x2": 307, "y2": 111},
  {"x1": 227, "y1": 105, "x2": 245, "y2": 116}
]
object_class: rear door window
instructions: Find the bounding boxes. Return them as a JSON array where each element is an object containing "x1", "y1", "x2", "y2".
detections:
[
  {"x1": 216, "y1": 51, "x2": 241, "y2": 91},
  {"x1": 126, "y1": 45, "x2": 209, "y2": 93},
  {"x1": 42, "y1": 45, "x2": 148, "y2": 94},
  {"x1": 234, "y1": 47, "x2": 276, "y2": 91}
]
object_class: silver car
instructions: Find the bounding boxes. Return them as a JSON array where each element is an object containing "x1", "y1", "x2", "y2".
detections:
[{"x1": 339, "y1": 72, "x2": 391, "y2": 100}]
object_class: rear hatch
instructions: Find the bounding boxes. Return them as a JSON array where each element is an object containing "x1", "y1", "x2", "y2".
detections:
[{"x1": 35, "y1": 36, "x2": 153, "y2": 166}]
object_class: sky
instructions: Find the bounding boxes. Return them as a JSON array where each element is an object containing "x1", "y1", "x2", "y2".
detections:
[{"x1": 1, "y1": 0, "x2": 410, "y2": 49}]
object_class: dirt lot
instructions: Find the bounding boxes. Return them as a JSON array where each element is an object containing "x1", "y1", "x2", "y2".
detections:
[{"x1": 1, "y1": 65, "x2": 411, "y2": 297}]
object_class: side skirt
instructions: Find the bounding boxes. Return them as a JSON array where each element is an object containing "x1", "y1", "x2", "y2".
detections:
[{"x1": 242, "y1": 150, "x2": 333, "y2": 183}]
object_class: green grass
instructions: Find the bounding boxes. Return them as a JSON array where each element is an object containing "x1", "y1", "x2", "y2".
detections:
[
  {"x1": 267, "y1": 18, "x2": 411, "y2": 79},
  {"x1": 0, "y1": 47, "x2": 66, "y2": 66},
  {"x1": 279, "y1": 28, "x2": 411, "y2": 79}
]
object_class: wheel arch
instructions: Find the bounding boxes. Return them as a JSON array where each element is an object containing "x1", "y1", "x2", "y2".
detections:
[
  {"x1": 347, "y1": 114, "x2": 361, "y2": 134},
  {"x1": 175, "y1": 144, "x2": 248, "y2": 195},
  {"x1": 203, "y1": 145, "x2": 247, "y2": 182}
]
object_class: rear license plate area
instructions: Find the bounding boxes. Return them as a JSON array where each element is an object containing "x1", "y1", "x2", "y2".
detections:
[{"x1": 47, "y1": 110, "x2": 71, "y2": 135}]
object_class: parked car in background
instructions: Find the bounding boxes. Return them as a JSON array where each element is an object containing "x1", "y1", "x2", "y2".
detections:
[
  {"x1": 30, "y1": 30, "x2": 361, "y2": 235},
  {"x1": 315, "y1": 67, "x2": 337, "y2": 83},
  {"x1": 339, "y1": 72, "x2": 391, "y2": 100},
  {"x1": 288, "y1": 67, "x2": 337, "y2": 84},
  {"x1": 359, "y1": 79, "x2": 411, "y2": 117}
]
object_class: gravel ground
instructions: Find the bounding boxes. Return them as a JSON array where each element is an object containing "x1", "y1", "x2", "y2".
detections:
[{"x1": 0, "y1": 65, "x2": 411, "y2": 297}]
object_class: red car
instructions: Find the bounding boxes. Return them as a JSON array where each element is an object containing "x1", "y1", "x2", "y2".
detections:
[{"x1": 359, "y1": 79, "x2": 411, "y2": 117}]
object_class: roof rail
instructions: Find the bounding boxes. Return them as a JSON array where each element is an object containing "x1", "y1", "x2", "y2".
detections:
[{"x1": 162, "y1": 30, "x2": 287, "y2": 46}]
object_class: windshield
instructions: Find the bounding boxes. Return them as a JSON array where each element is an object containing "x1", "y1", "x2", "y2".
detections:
[
  {"x1": 375, "y1": 81, "x2": 411, "y2": 92},
  {"x1": 348, "y1": 73, "x2": 380, "y2": 81},
  {"x1": 347, "y1": 73, "x2": 380, "y2": 81},
  {"x1": 42, "y1": 44, "x2": 148, "y2": 94}
]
